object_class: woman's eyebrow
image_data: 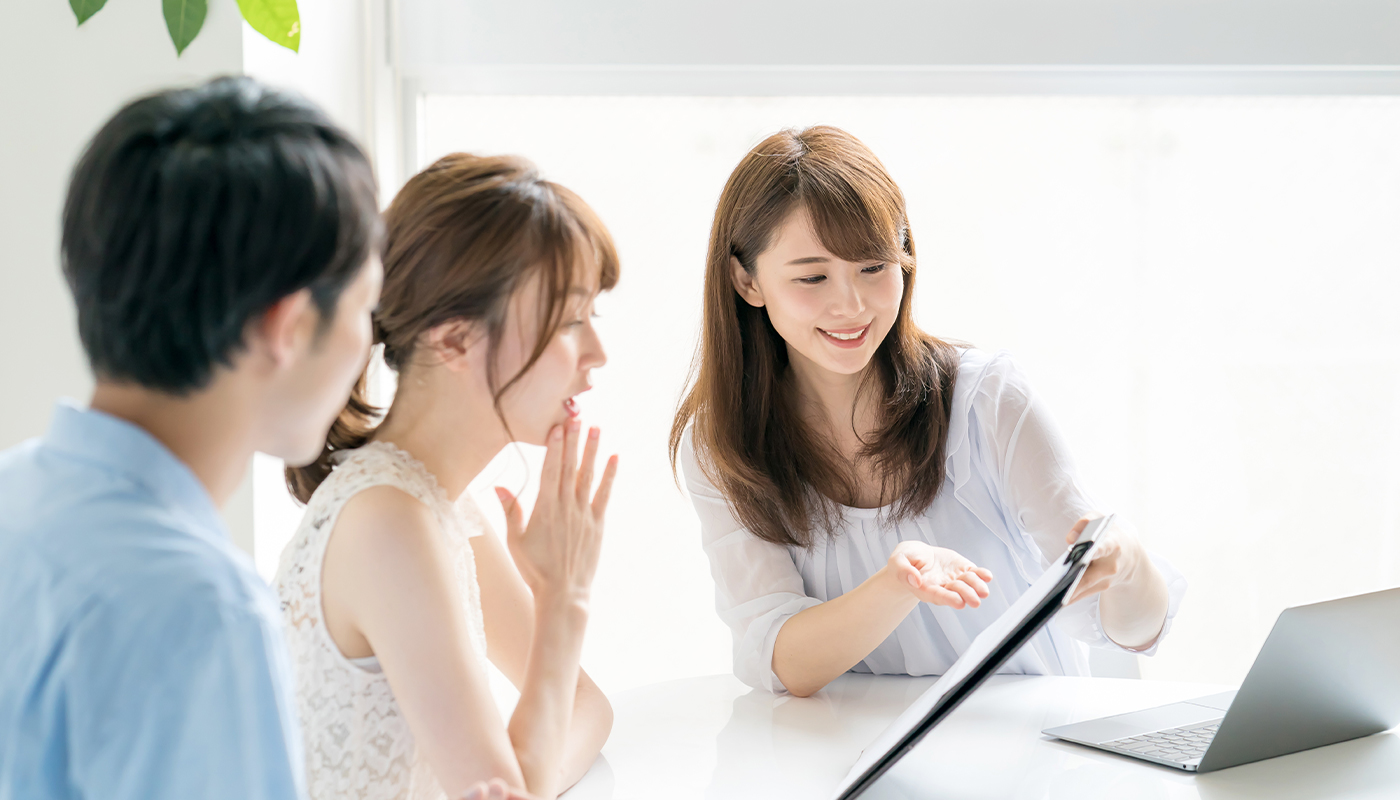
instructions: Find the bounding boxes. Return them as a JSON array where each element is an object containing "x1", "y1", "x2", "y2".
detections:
[{"x1": 785, "y1": 256, "x2": 831, "y2": 266}]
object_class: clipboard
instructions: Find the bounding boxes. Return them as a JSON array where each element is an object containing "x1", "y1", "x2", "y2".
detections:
[{"x1": 831, "y1": 514, "x2": 1114, "y2": 800}]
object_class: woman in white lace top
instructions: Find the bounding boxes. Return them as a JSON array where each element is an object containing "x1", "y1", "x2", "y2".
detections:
[
  {"x1": 277, "y1": 154, "x2": 619, "y2": 800},
  {"x1": 671, "y1": 127, "x2": 1184, "y2": 698}
]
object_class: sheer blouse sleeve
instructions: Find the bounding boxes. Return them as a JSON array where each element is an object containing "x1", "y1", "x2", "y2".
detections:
[
  {"x1": 679, "y1": 429, "x2": 821, "y2": 694},
  {"x1": 971, "y1": 354, "x2": 1187, "y2": 656}
]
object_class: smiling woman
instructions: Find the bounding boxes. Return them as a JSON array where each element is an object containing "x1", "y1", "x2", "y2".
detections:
[
  {"x1": 736, "y1": 208, "x2": 900, "y2": 364},
  {"x1": 671, "y1": 125, "x2": 1183, "y2": 699},
  {"x1": 675, "y1": 126, "x2": 964, "y2": 545}
]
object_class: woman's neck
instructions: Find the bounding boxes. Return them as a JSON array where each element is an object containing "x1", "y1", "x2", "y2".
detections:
[
  {"x1": 786, "y1": 347, "x2": 879, "y2": 454},
  {"x1": 370, "y1": 370, "x2": 506, "y2": 500}
]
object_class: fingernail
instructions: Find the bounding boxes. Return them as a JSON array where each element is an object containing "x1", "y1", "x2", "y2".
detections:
[
  {"x1": 569, "y1": 418, "x2": 581, "y2": 431},
  {"x1": 907, "y1": 574, "x2": 919, "y2": 588},
  {"x1": 589, "y1": 427, "x2": 599, "y2": 439},
  {"x1": 551, "y1": 426, "x2": 563, "y2": 440}
]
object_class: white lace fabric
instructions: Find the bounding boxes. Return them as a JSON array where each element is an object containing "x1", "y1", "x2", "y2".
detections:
[{"x1": 274, "y1": 442, "x2": 490, "y2": 800}]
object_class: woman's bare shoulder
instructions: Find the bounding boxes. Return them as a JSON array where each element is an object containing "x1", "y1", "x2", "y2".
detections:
[{"x1": 331, "y1": 484, "x2": 447, "y2": 570}]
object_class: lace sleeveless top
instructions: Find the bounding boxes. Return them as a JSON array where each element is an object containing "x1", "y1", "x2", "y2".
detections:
[{"x1": 274, "y1": 442, "x2": 490, "y2": 800}]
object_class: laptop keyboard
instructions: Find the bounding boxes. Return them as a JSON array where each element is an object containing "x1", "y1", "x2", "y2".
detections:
[{"x1": 1102, "y1": 720, "x2": 1221, "y2": 761}]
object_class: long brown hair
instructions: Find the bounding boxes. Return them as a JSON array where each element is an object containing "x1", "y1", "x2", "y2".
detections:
[
  {"x1": 670, "y1": 126, "x2": 960, "y2": 548},
  {"x1": 288, "y1": 153, "x2": 619, "y2": 502}
]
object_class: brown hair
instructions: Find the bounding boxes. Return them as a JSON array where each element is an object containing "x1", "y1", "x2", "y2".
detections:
[
  {"x1": 288, "y1": 153, "x2": 619, "y2": 502},
  {"x1": 669, "y1": 126, "x2": 960, "y2": 548}
]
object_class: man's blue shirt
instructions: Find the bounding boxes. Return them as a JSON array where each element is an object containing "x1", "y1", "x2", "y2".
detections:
[{"x1": 0, "y1": 402, "x2": 305, "y2": 800}]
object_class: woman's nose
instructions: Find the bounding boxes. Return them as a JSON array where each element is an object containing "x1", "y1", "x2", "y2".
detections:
[
  {"x1": 581, "y1": 325, "x2": 607, "y2": 370},
  {"x1": 829, "y1": 277, "x2": 865, "y2": 318}
]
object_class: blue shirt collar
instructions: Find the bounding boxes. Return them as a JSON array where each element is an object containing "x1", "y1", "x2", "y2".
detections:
[{"x1": 42, "y1": 400, "x2": 228, "y2": 541}]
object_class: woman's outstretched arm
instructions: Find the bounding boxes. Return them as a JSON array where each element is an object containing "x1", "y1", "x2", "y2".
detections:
[
  {"x1": 772, "y1": 543, "x2": 991, "y2": 697},
  {"x1": 981, "y1": 355, "x2": 1181, "y2": 653},
  {"x1": 680, "y1": 430, "x2": 988, "y2": 699}
]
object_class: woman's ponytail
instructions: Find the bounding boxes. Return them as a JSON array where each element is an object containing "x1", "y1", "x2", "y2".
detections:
[{"x1": 285, "y1": 366, "x2": 381, "y2": 504}]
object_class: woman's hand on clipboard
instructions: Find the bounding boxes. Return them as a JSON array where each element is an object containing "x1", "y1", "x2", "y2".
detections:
[
  {"x1": 1062, "y1": 516, "x2": 1147, "y2": 606},
  {"x1": 1062, "y1": 516, "x2": 1171, "y2": 650}
]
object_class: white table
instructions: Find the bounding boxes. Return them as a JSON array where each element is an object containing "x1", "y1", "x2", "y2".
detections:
[{"x1": 563, "y1": 673, "x2": 1400, "y2": 799}]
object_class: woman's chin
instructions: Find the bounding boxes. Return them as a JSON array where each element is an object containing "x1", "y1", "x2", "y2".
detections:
[
  {"x1": 806, "y1": 349, "x2": 876, "y2": 377},
  {"x1": 520, "y1": 429, "x2": 553, "y2": 447},
  {"x1": 521, "y1": 416, "x2": 570, "y2": 447},
  {"x1": 829, "y1": 357, "x2": 874, "y2": 376}
]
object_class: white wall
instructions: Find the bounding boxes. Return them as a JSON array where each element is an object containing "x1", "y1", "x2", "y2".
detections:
[
  {"x1": 0, "y1": 0, "x2": 255, "y2": 550},
  {"x1": 1, "y1": 1, "x2": 389, "y2": 558},
  {"x1": 242, "y1": 0, "x2": 373, "y2": 152}
]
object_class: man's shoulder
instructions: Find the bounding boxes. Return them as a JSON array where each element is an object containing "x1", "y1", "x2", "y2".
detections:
[
  {"x1": 55, "y1": 543, "x2": 286, "y2": 698},
  {"x1": 0, "y1": 436, "x2": 146, "y2": 544},
  {"x1": 0, "y1": 480, "x2": 277, "y2": 644},
  {"x1": 0, "y1": 436, "x2": 40, "y2": 469},
  {"x1": 0, "y1": 438, "x2": 71, "y2": 523},
  {"x1": 98, "y1": 525, "x2": 280, "y2": 633}
]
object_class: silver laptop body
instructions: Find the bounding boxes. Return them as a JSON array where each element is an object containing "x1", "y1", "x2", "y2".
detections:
[{"x1": 1043, "y1": 586, "x2": 1400, "y2": 772}]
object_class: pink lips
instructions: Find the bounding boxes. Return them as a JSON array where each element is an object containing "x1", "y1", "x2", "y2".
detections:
[
  {"x1": 818, "y1": 324, "x2": 871, "y2": 349},
  {"x1": 564, "y1": 384, "x2": 591, "y2": 419}
]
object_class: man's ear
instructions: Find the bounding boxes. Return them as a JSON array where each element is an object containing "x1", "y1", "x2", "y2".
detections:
[
  {"x1": 730, "y1": 256, "x2": 765, "y2": 308},
  {"x1": 251, "y1": 288, "x2": 317, "y2": 370},
  {"x1": 425, "y1": 318, "x2": 485, "y2": 372}
]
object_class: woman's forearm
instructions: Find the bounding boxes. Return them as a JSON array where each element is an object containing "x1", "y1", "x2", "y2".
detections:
[
  {"x1": 772, "y1": 566, "x2": 919, "y2": 697},
  {"x1": 507, "y1": 594, "x2": 589, "y2": 799},
  {"x1": 1099, "y1": 556, "x2": 1170, "y2": 650},
  {"x1": 557, "y1": 678, "x2": 612, "y2": 789}
]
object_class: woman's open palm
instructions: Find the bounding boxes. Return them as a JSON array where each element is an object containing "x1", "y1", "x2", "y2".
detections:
[{"x1": 887, "y1": 540, "x2": 993, "y2": 609}]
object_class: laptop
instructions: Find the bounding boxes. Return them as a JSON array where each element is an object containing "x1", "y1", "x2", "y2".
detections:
[{"x1": 1044, "y1": 586, "x2": 1400, "y2": 772}]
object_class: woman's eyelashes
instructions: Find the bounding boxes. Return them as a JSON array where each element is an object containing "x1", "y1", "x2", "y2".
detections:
[
  {"x1": 794, "y1": 264, "x2": 886, "y2": 284},
  {"x1": 562, "y1": 312, "x2": 600, "y2": 330}
]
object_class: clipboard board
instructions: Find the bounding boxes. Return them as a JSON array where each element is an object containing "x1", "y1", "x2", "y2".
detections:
[{"x1": 831, "y1": 514, "x2": 1114, "y2": 800}]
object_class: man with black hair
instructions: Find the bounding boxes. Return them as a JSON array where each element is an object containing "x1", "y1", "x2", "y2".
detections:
[{"x1": 0, "y1": 77, "x2": 383, "y2": 799}]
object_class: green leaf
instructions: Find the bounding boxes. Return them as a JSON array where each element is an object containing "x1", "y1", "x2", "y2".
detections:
[
  {"x1": 163, "y1": 0, "x2": 208, "y2": 55},
  {"x1": 69, "y1": 0, "x2": 109, "y2": 25},
  {"x1": 238, "y1": 0, "x2": 301, "y2": 53}
]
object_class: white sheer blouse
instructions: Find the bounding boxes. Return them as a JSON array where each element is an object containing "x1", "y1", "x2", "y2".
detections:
[{"x1": 680, "y1": 349, "x2": 1187, "y2": 694}]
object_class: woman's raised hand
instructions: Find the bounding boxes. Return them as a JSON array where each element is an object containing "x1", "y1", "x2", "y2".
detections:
[
  {"x1": 887, "y1": 540, "x2": 993, "y2": 609},
  {"x1": 495, "y1": 420, "x2": 618, "y2": 602}
]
